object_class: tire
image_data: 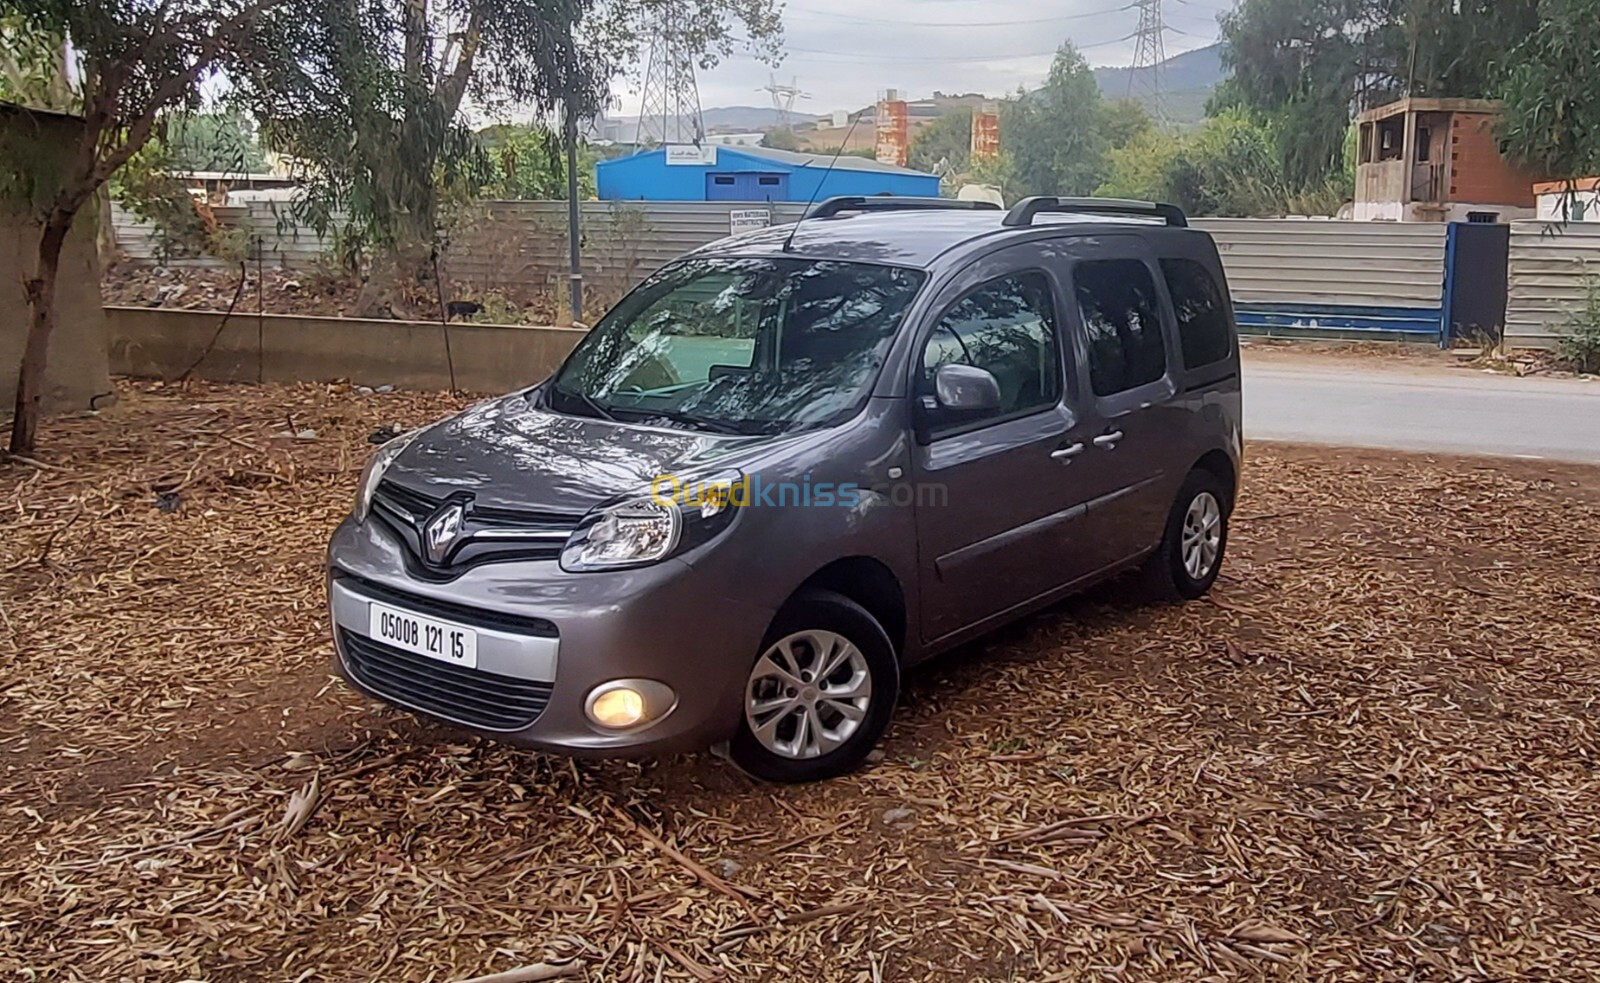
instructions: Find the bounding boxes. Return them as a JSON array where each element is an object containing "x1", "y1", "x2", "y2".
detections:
[
  {"x1": 729, "y1": 589, "x2": 899, "y2": 783},
  {"x1": 1142, "y1": 468, "x2": 1231, "y2": 602}
]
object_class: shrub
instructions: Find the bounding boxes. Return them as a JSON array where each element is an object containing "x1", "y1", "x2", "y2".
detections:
[{"x1": 1557, "y1": 271, "x2": 1600, "y2": 374}]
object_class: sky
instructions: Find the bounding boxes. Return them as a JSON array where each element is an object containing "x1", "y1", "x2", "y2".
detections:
[{"x1": 611, "y1": 0, "x2": 1234, "y2": 120}]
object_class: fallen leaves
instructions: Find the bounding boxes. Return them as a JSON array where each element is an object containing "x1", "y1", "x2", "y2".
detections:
[{"x1": 1, "y1": 381, "x2": 1599, "y2": 981}]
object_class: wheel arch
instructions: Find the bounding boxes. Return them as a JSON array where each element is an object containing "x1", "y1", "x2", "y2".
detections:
[
  {"x1": 1191, "y1": 448, "x2": 1238, "y2": 507},
  {"x1": 785, "y1": 556, "x2": 908, "y2": 659}
]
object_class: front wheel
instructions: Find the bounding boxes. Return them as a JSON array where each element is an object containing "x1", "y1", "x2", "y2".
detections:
[
  {"x1": 1142, "y1": 469, "x2": 1231, "y2": 601},
  {"x1": 729, "y1": 590, "x2": 899, "y2": 783}
]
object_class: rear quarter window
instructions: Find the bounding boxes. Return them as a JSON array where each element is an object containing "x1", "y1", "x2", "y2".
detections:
[{"x1": 1159, "y1": 258, "x2": 1233, "y2": 369}]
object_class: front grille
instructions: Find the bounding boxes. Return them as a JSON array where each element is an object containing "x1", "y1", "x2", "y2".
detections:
[
  {"x1": 340, "y1": 629, "x2": 554, "y2": 732},
  {"x1": 337, "y1": 572, "x2": 558, "y2": 637},
  {"x1": 370, "y1": 480, "x2": 580, "y2": 574}
]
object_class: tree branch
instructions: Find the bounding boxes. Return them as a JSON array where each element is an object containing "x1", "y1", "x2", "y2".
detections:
[{"x1": 435, "y1": 4, "x2": 484, "y2": 119}]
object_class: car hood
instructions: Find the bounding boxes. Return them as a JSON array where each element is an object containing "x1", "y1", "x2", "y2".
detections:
[{"x1": 388, "y1": 391, "x2": 776, "y2": 515}]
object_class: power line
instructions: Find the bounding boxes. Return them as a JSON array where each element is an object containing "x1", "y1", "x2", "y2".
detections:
[
  {"x1": 777, "y1": 32, "x2": 1143, "y2": 63},
  {"x1": 784, "y1": 2, "x2": 1138, "y2": 29}
]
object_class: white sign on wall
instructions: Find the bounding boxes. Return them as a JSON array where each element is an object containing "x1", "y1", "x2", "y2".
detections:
[
  {"x1": 729, "y1": 208, "x2": 772, "y2": 235},
  {"x1": 664, "y1": 144, "x2": 718, "y2": 166}
]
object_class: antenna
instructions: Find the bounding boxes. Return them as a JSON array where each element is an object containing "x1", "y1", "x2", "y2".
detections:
[{"x1": 782, "y1": 112, "x2": 867, "y2": 253}]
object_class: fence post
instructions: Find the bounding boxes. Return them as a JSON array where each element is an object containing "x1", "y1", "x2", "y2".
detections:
[{"x1": 565, "y1": 103, "x2": 583, "y2": 327}]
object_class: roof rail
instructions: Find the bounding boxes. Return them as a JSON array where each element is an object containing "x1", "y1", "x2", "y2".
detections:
[
  {"x1": 1001, "y1": 196, "x2": 1188, "y2": 228},
  {"x1": 806, "y1": 196, "x2": 1002, "y2": 220}
]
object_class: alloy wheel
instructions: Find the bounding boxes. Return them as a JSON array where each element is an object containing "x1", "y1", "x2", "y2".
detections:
[
  {"x1": 1182, "y1": 491, "x2": 1223, "y2": 581},
  {"x1": 744, "y1": 630, "x2": 872, "y2": 760}
]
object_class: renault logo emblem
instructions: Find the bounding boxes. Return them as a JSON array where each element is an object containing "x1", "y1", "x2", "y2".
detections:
[{"x1": 423, "y1": 501, "x2": 467, "y2": 564}]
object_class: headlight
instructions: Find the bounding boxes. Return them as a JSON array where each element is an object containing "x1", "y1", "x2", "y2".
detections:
[
  {"x1": 559, "y1": 497, "x2": 681, "y2": 571},
  {"x1": 354, "y1": 432, "x2": 416, "y2": 522},
  {"x1": 560, "y1": 470, "x2": 742, "y2": 572}
]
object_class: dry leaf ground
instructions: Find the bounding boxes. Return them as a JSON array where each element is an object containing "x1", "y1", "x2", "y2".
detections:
[{"x1": 2, "y1": 380, "x2": 1598, "y2": 982}]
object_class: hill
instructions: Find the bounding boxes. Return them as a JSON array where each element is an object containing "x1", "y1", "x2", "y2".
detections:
[{"x1": 1094, "y1": 43, "x2": 1227, "y2": 125}]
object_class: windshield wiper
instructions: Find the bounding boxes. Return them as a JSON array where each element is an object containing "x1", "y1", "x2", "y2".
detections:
[
  {"x1": 646, "y1": 410, "x2": 754, "y2": 436},
  {"x1": 549, "y1": 385, "x2": 617, "y2": 422}
]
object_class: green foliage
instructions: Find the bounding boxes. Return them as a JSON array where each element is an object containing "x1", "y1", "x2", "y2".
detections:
[
  {"x1": 1216, "y1": 0, "x2": 1539, "y2": 189},
  {"x1": 113, "y1": 141, "x2": 252, "y2": 262},
  {"x1": 1096, "y1": 129, "x2": 1183, "y2": 203},
  {"x1": 760, "y1": 128, "x2": 800, "y2": 151},
  {"x1": 1096, "y1": 109, "x2": 1353, "y2": 217},
  {"x1": 1499, "y1": 0, "x2": 1600, "y2": 180},
  {"x1": 165, "y1": 110, "x2": 268, "y2": 173},
  {"x1": 1001, "y1": 44, "x2": 1108, "y2": 198},
  {"x1": 242, "y1": 0, "x2": 783, "y2": 285},
  {"x1": 480, "y1": 123, "x2": 596, "y2": 199},
  {"x1": 0, "y1": 12, "x2": 72, "y2": 109},
  {"x1": 908, "y1": 107, "x2": 972, "y2": 175},
  {"x1": 1097, "y1": 99, "x2": 1154, "y2": 151},
  {"x1": 965, "y1": 151, "x2": 1017, "y2": 201},
  {"x1": 1557, "y1": 270, "x2": 1600, "y2": 374}
]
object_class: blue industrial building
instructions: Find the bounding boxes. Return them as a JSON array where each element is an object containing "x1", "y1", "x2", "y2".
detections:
[{"x1": 596, "y1": 145, "x2": 941, "y2": 202}]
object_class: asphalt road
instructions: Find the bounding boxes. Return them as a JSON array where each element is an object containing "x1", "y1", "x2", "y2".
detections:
[{"x1": 1244, "y1": 354, "x2": 1600, "y2": 464}]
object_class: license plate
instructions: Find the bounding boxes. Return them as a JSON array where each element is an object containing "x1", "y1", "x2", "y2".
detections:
[{"x1": 368, "y1": 601, "x2": 479, "y2": 669}]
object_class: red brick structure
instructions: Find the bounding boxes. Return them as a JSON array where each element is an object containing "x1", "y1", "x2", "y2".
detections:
[{"x1": 1355, "y1": 98, "x2": 1541, "y2": 223}]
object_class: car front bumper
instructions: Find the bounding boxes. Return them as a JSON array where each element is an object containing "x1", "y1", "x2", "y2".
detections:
[{"x1": 326, "y1": 515, "x2": 776, "y2": 756}]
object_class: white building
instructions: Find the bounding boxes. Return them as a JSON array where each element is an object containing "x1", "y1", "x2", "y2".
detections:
[{"x1": 1535, "y1": 179, "x2": 1600, "y2": 222}]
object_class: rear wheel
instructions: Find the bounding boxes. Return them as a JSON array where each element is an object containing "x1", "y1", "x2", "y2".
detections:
[
  {"x1": 729, "y1": 590, "x2": 898, "y2": 783},
  {"x1": 1142, "y1": 469, "x2": 1230, "y2": 601}
]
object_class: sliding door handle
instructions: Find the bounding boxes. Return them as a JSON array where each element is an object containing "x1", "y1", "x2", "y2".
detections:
[{"x1": 1093, "y1": 431, "x2": 1125, "y2": 449}]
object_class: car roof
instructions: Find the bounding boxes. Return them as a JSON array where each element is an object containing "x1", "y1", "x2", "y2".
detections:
[{"x1": 691, "y1": 209, "x2": 1195, "y2": 270}]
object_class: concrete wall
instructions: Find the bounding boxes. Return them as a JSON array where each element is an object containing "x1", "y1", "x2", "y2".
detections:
[
  {"x1": 107, "y1": 307, "x2": 585, "y2": 392},
  {"x1": 1, "y1": 105, "x2": 110, "y2": 414},
  {"x1": 1357, "y1": 160, "x2": 1410, "y2": 220}
]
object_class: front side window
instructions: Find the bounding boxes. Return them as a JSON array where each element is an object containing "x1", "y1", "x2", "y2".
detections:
[
  {"x1": 921, "y1": 272, "x2": 1061, "y2": 428},
  {"x1": 1075, "y1": 259, "x2": 1168, "y2": 397},
  {"x1": 1160, "y1": 258, "x2": 1232, "y2": 369},
  {"x1": 552, "y1": 258, "x2": 925, "y2": 435}
]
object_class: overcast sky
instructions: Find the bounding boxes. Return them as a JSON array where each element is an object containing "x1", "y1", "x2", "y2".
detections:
[{"x1": 611, "y1": 0, "x2": 1234, "y2": 119}]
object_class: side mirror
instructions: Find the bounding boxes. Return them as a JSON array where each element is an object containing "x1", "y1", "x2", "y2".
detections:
[{"x1": 934, "y1": 363, "x2": 1002, "y2": 414}]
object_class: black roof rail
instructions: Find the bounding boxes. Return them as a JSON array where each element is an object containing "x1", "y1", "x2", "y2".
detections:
[
  {"x1": 806, "y1": 196, "x2": 1003, "y2": 220},
  {"x1": 1001, "y1": 196, "x2": 1188, "y2": 228}
]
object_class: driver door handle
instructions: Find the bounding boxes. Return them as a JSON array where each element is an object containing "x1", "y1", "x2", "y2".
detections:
[
  {"x1": 1051, "y1": 443, "x2": 1085, "y2": 463},
  {"x1": 1094, "y1": 430, "x2": 1125, "y2": 449}
]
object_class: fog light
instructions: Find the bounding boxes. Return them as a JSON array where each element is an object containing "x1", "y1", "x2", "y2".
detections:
[
  {"x1": 584, "y1": 679, "x2": 677, "y2": 732},
  {"x1": 591, "y1": 687, "x2": 645, "y2": 728}
]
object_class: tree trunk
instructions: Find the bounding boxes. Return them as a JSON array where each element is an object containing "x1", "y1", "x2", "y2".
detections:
[
  {"x1": 9, "y1": 213, "x2": 72, "y2": 454},
  {"x1": 355, "y1": 234, "x2": 436, "y2": 319}
]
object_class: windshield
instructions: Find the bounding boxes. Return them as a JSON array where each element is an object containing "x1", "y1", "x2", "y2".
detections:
[{"x1": 550, "y1": 257, "x2": 926, "y2": 435}]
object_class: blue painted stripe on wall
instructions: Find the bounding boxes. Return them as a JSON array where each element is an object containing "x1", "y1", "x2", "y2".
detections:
[{"x1": 1234, "y1": 302, "x2": 1443, "y2": 336}]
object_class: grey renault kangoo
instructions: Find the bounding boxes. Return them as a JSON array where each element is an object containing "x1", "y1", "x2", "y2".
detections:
[{"x1": 327, "y1": 196, "x2": 1243, "y2": 782}]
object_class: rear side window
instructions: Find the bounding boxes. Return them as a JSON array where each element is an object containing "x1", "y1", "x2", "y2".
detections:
[
  {"x1": 922, "y1": 272, "x2": 1060, "y2": 426},
  {"x1": 1074, "y1": 260, "x2": 1167, "y2": 396},
  {"x1": 1160, "y1": 258, "x2": 1232, "y2": 368}
]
